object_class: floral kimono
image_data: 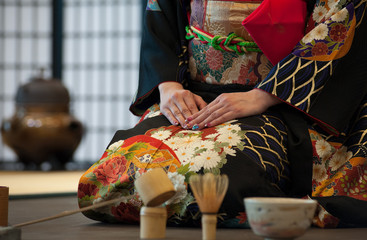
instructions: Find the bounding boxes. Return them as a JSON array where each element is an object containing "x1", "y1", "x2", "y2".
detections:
[{"x1": 78, "y1": 0, "x2": 367, "y2": 228}]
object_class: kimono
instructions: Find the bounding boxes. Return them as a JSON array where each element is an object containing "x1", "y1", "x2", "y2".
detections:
[{"x1": 78, "y1": 0, "x2": 367, "y2": 228}]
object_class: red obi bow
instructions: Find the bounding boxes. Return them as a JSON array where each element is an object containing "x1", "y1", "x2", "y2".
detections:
[{"x1": 242, "y1": 0, "x2": 308, "y2": 65}]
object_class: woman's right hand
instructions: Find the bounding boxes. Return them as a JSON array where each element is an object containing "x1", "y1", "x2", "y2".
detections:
[{"x1": 159, "y1": 81, "x2": 207, "y2": 127}]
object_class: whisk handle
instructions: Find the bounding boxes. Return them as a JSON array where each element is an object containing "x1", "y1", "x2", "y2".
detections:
[{"x1": 202, "y1": 214, "x2": 217, "y2": 240}]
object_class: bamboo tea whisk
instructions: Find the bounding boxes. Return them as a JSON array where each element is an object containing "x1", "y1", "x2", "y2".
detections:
[{"x1": 189, "y1": 173, "x2": 229, "y2": 240}]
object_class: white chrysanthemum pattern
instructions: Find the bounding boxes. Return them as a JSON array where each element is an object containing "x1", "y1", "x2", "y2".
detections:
[
  {"x1": 217, "y1": 130, "x2": 242, "y2": 145},
  {"x1": 175, "y1": 147, "x2": 192, "y2": 164},
  {"x1": 200, "y1": 150, "x2": 222, "y2": 170},
  {"x1": 151, "y1": 129, "x2": 172, "y2": 141},
  {"x1": 313, "y1": 164, "x2": 328, "y2": 183},
  {"x1": 223, "y1": 146, "x2": 236, "y2": 156},
  {"x1": 108, "y1": 140, "x2": 124, "y2": 152},
  {"x1": 329, "y1": 146, "x2": 352, "y2": 171},
  {"x1": 313, "y1": 6, "x2": 328, "y2": 23},
  {"x1": 157, "y1": 121, "x2": 245, "y2": 172},
  {"x1": 191, "y1": 140, "x2": 215, "y2": 151},
  {"x1": 166, "y1": 172, "x2": 188, "y2": 205},
  {"x1": 310, "y1": 23, "x2": 329, "y2": 40},
  {"x1": 315, "y1": 139, "x2": 332, "y2": 159},
  {"x1": 328, "y1": 0, "x2": 339, "y2": 9},
  {"x1": 164, "y1": 137, "x2": 185, "y2": 150},
  {"x1": 189, "y1": 155, "x2": 205, "y2": 172},
  {"x1": 302, "y1": 32, "x2": 315, "y2": 44},
  {"x1": 330, "y1": 8, "x2": 348, "y2": 22}
]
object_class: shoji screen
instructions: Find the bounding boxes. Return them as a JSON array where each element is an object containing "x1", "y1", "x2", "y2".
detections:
[{"x1": 0, "y1": 0, "x2": 141, "y2": 170}]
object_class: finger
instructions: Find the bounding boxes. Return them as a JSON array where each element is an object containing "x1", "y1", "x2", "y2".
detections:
[
  {"x1": 189, "y1": 103, "x2": 224, "y2": 130},
  {"x1": 205, "y1": 111, "x2": 238, "y2": 128},
  {"x1": 161, "y1": 107, "x2": 179, "y2": 126},
  {"x1": 182, "y1": 94, "x2": 200, "y2": 116},
  {"x1": 170, "y1": 92, "x2": 194, "y2": 120},
  {"x1": 188, "y1": 97, "x2": 219, "y2": 122},
  {"x1": 169, "y1": 105, "x2": 187, "y2": 127},
  {"x1": 175, "y1": 93, "x2": 201, "y2": 120},
  {"x1": 185, "y1": 95, "x2": 207, "y2": 123},
  {"x1": 193, "y1": 94, "x2": 208, "y2": 110}
]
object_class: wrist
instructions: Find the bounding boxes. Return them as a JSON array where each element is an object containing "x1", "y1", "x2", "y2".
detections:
[
  {"x1": 158, "y1": 81, "x2": 183, "y2": 92},
  {"x1": 158, "y1": 81, "x2": 183, "y2": 91},
  {"x1": 253, "y1": 89, "x2": 281, "y2": 108}
]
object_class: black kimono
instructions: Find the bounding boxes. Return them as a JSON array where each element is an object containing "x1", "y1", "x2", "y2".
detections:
[{"x1": 78, "y1": 0, "x2": 367, "y2": 228}]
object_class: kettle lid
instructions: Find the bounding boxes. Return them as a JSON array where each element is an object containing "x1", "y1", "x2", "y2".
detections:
[{"x1": 15, "y1": 74, "x2": 70, "y2": 105}]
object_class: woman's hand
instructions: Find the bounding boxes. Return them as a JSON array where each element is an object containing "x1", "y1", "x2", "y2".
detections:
[
  {"x1": 159, "y1": 82, "x2": 207, "y2": 127},
  {"x1": 186, "y1": 89, "x2": 281, "y2": 130}
]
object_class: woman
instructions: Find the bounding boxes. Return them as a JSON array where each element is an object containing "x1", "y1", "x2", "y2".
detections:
[{"x1": 78, "y1": 0, "x2": 367, "y2": 227}]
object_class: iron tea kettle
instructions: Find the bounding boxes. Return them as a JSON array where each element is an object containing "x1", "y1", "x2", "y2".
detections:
[{"x1": 1, "y1": 75, "x2": 83, "y2": 169}]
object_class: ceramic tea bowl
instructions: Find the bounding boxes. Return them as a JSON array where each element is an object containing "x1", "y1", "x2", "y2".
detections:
[{"x1": 244, "y1": 197, "x2": 317, "y2": 240}]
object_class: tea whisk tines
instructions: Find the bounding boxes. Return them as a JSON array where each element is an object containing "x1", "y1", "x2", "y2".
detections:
[{"x1": 189, "y1": 173, "x2": 229, "y2": 240}]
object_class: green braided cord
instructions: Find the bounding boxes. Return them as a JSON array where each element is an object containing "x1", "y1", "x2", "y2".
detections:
[
  {"x1": 185, "y1": 26, "x2": 262, "y2": 54},
  {"x1": 211, "y1": 35, "x2": 222, "y2": 51},
  {"x1": 185, "y1": 26, "x2": 195, "y2": 40},
  {"x1": 224, "y1": 33, "x2": 236, "y2": 46}
]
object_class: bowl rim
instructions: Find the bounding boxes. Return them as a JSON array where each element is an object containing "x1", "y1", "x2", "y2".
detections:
[{"x1": 244, "y1": 197, "x2": 317, "y2": 205}]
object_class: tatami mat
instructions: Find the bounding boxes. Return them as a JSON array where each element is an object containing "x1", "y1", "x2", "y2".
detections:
[
  {"x1": 0, "y1": 171, "x2": 84, "y2": 198},
  {"x1": 8, "y1": 196, "x2": 367, "y2": 240}
]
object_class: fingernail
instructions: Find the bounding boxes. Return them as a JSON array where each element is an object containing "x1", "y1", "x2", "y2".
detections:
[
  {"x1": 205, "y1": 123, "x2": 211, "y2": 128},
  {"x1": 186, "y1": 117, "x2": 192, "y2": 122},
  {"x1": 192, "y1": 124, "x2": 199, "y2": 130},
  {"x1": 173, "y1": 121, "x2": 179, "y2": 125}
]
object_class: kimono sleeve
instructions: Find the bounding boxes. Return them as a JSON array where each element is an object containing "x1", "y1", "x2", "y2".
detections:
[
  {"x1": 256, "y1": 1, "x2": 367, "y2": 136},
  {"x1": 129, "y1": 0, "x2": 189, "y2": 116}
]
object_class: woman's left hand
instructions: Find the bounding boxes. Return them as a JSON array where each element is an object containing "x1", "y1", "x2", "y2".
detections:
[{"x1": 186, "y1": 89, "x2": 281, "y2": 130}]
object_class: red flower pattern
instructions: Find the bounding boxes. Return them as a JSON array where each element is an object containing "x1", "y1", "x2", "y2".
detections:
[
  {"x1": 111, "y1": 202, "x2": 140, "y2": 223},
  {"x1": 236, "y1": 211, "x2": 248, "y2": 224},
  {"x1": 330, "y1": 24, "x2": 347, "y2": 42},
  {"x1": 78, "y1": 183, "x2": 98, "y2": 198},
  {"x1": 93, "y1": 156, "x2": 128, "y2": 186},
  {"x1": 311, "y1": 42, "x2": 329, "y2": 56},
  {"x1": 205, "y1": 47, "x2": 223, "y2": 70},
  {"x1": 235, "y1": 61, "x2": 258, "y2": 85}
]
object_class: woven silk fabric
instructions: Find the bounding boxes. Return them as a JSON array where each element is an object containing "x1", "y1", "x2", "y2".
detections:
[{"x1": 188, "y1": 0, "x2": 273, "y2": 85}]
